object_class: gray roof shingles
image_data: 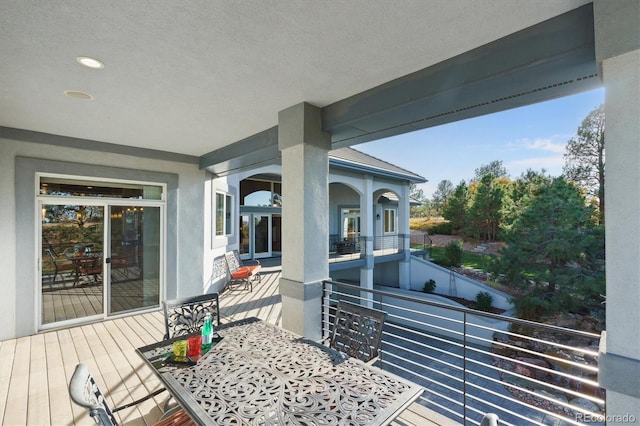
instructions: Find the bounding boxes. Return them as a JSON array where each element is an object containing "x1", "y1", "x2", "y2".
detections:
[{"x1": 329, "y1": 147, "x2": 426, "y2": 183}]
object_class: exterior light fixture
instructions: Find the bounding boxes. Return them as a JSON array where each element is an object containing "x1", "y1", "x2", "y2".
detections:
[
  {"x1": 64, "y1": 90, "x2": 93, "y2": 100},
  {"x1": 76, "y1": 56, "x2": 104, "y2": 69}
]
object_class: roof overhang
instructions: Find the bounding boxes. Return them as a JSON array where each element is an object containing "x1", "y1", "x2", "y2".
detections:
[
  {"x1": 201, "y1": 4, "x2": 598, "y2": 177},
  {"x1": 329, "y1": 158, "x2": 426, "y2": 184}
]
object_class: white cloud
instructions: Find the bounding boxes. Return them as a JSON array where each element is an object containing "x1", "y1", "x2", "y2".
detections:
[{"x1": 509, "y1": 136, "x2": 568, "y2": 155}]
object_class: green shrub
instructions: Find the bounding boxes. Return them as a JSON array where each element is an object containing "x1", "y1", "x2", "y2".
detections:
[
  {"x1": 429, "y1": 222, "x2": 452, "y2": 235},
  {"x1": 423, "y1": 279, "x2": 437, "y2": 293},
  {"x1": 444, "y1": 241, "x2": 463, "y2": 267},
  {"x1": 475, "y1": 291, "x2": 493, "y2": 312},
  {"x1": 513, "y1": 294, "x2": 557, "y2": 320}
]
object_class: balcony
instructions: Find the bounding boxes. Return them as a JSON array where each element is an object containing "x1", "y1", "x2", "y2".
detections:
[
  {"x1": 0, "y1": 261, "x2": 450, "y2": 425},
  {"x1": 329, "y1": 232, "x2": 430, "y2": 266},
  {"x1": 1, "y1": 260, "x2": 604, "y2": 425}
]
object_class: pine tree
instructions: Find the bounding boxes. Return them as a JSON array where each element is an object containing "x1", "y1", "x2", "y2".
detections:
[
  {"x1": 563, "y1": 104, "x2": 605, "y2": 224},
  {"x1": 442, "y1": 181, "x2": 469, "y2": 234},
  {"x1": 497, "y1": 178, "x2": 600, "y2": 298}
]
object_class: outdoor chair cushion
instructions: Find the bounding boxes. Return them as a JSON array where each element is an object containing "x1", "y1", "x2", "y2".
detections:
[{"x1": 224, "y1": 250, "x2": 261, "y2": 292}]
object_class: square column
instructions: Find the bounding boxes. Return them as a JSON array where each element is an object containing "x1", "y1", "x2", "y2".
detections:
[
  {"x1": 594, "y1": 0, "x2": 640, "y2": 421},
  {"x1": 360, "y1": 176, "x2": 374, "y2": 307},
  {"x1": 398, "y1": 184, "x2": 411, "y2": 289},
  {"x1": 278, "y1": 102, "x2": 331, "y2": 340}
]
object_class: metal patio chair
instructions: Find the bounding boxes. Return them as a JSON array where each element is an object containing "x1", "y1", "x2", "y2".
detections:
[
  {"x1": 224, "y1": 250, "x2": 261, "y2": 292},
  {"x1": 44, "y1": 248, "x2": 76, "y2": 284},
  {"x1": 69, "y1": 363, "x2": 191, "y2": 426},
  {"x1": 163, "y1": 293, "x2": 221, "y2": 340},
  {"x1": 329, "y1": 300, "x2": 386, "y2": 364}
]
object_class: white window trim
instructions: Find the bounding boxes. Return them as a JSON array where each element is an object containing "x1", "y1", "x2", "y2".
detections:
[
  {"x1": 215, "y1": 191, "x2": 234, "y2": 237},
  {"x1": 384, "y1": 208, "x2": 397, "y2": 234}
]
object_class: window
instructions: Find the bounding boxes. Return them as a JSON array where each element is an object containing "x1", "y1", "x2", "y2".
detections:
[
  {"x1": 216, "y1": 193, "x2": 233, "y2": 236},
  {"x1": 384, "y1": 208, "x2": 396, "y2": 233},
  {"x1": 241, "y1": 179, "x2": 282, "y2": 207},
  {"x1": 39, "y1": 176, "x2": 163, "y2": 200}
]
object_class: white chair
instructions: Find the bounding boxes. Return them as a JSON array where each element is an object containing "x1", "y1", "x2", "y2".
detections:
[
  {"x1": 481, "y1": 413, "x2": 500, "y2": 426},
  {"x1": 68, "y1": 363, "x2": 187, "y2": 425}
]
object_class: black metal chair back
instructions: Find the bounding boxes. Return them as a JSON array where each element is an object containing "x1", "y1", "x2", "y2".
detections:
[
  {"x1": 329, "y1": 300, "x2": 386, "y2": 363},
  {"x1": 163, "y1": 293, "x2": 221, "y2": 339}
]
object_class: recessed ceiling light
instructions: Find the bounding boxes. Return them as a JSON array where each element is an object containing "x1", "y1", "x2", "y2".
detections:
[
  {"x1": 76, "y1": 56, "x2": 104, "y2": 69},
  {"x1": 64, "y1": 90, "x2": 94, "y2": 100}
]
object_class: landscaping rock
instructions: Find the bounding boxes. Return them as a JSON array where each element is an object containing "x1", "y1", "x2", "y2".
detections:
[{"x1": 569, "y1": 397, "x2": 601, "y2": 413}]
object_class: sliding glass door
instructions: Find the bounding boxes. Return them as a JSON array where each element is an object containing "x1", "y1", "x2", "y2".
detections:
[
  {"x1": 38, "y1": 176, "x2": 164, "y2": 329},
  {"x1": 41, "y1": 203, "x2": 105, "y2": 325},
  {"x1": 109, "y1": 205, "x2": 160, "y2": 315},
  {"x1": 254, "y1": 215, "x2": 271, "y2": 258},
  {"x1": 239, "y1": 213, "x2": 281, "y2": 259}
]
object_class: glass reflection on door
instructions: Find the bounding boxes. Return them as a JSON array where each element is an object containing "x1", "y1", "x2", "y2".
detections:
[
  {"x1": 239, "y1": 215, "x2": 250, "y2": 257},
  {"x1": 41, "y1": 204, "x2": 104, "y2": 324},
  {"x1": 271, "y1": 215, "x2": 282, "y2": 255},
  {"x1": 109, "y1": 206, "x2": 160, "y2": 314},
  {"x1": 254, "y1": 215, "x2": 270, "y2": 258},
  {"x1": 341, "y1": 208, "x2": 361, "y2": 240}
]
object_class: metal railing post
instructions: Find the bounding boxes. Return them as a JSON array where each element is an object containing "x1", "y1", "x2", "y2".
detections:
[{"x1": 463, "y1": 311, "x2": 468, "y2": 424}]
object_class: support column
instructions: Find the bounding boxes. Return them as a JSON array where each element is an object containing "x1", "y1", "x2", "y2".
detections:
[
  {"x1": 360, "y1": 176, "x2": 374, "y2": 307},
  {"x1": 278, "y1": 102, "x2": 330, "y2": 341},
  {"x1": 594, "y1": 0, "x2": 640, "y2": 422},
  {"x1": 398, "y1": 184, "x2": 411, "y2": 290}
]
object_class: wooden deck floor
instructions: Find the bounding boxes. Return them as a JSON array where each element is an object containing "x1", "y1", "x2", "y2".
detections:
[{"x1": 1, "y1": 261, "x2": 458, "y2": 426}]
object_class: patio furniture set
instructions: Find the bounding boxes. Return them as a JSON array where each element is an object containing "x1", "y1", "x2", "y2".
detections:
[{"x1": 68, "y1": 293, "x2": 430, "y2": 425}]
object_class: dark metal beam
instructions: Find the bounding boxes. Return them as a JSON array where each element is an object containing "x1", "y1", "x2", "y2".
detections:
[
  {"x1": 324, "y1": 4, "x2": 598, "y2": 148},
  {"x1": 199, "y1": 126, "x2": 279, "y2": 176}
]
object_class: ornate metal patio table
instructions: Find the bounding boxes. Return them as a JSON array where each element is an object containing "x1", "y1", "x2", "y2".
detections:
[{"x1": 137, "y1": 317, "x2": 422, "y2": 425}]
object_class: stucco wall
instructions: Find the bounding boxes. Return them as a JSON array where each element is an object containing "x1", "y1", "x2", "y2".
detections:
[
  {"x1": 374, "y1": 285, "x2": 512, "y2": 348},
  {"x1": 0, "y1": 137, "x2": 206, "y2": 340},
  {"x1": 204, "y1": 174, "x2": 239, "y2": 294},
  {"x1": 410, "y1": 257, "x2": 513, "y2": 311}
]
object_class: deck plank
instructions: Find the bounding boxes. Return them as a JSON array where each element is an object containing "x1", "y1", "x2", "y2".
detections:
[
  {"x1": 26, "y1": 334, "x2": 50, "y2": 425},
  {"x1": 0, "y1": 339, "x2": 16, "y2": 425},
  {"x1": 44, "y1": 331, "x2": 76, "y2": 426},
  {"x1": 2, "y1": 337, "x2": 30, "y2": 426}
]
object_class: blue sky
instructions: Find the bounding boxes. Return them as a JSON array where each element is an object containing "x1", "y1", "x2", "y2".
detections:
[{"x1": 357, "y1": 88, "x2": 605, "y2": 199}]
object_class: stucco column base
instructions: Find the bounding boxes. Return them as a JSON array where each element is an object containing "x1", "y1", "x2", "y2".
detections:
[{"x1": 279, "y1": 277, "x2": 324, "y2": 341}]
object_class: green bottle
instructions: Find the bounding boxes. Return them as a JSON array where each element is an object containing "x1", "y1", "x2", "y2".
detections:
[{"x1": 201, "y1": 312, "x2": 213, "y2": 352}]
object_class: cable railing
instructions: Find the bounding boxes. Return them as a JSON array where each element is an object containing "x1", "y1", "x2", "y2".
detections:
[
  {"x1": 322, "y1": 280, "x2": 605, "y2": 426},
  {"x1": 328, "y1": 235, "x2": 365, "y2": 262},
  {"x1": 409, "y1": 231, "x2": 432, "y2": 256},
  {"x1": 328, "y1": 234, "x2": 409, "y2": 262}
]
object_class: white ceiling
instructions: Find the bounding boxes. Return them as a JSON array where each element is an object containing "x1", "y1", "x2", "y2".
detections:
[{"x1": 0, "y1": 0, "x2": 590, "y2": 157}]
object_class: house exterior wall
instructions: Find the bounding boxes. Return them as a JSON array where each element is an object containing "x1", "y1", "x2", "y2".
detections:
[
  {"x1": 0, "y1": 137, "x2": 206, "y2": 340},
  {"x1": 373, "y1": 262, "x2": 400, "y2": 287},
  {"x1": 224, "y1": 164, "x2": 411, "y2": 247},
  {"x1": 203, "y1": 173, "x2": 239, "y2": 294}
]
